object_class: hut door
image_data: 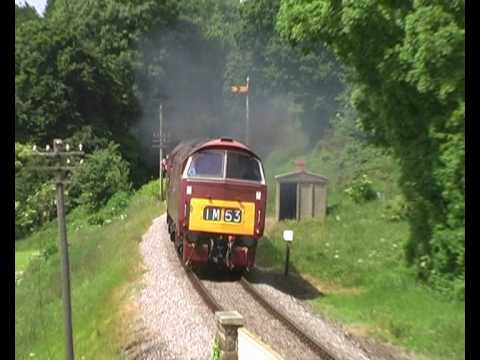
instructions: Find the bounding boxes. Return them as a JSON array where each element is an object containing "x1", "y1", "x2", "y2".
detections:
[
  {"x1": 279, "y1": 183, "x2": 297, "y2": 220},
  {"x1": 299, "y1": 183, "x2": 314, "y2": 220}
]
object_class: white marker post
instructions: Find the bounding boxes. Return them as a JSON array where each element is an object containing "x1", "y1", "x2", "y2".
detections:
[{"x1": 283, "y1": 230, "x2": 293, "y2": 277}]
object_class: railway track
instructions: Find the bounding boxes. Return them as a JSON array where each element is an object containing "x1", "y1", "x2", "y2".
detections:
[
  {"x1": 239, "y1": 276, "x2": 337, "y2": 360},
  {"x1": 180, "y1": 259, "x2": 338, "y2": 360},
  {"x1": 183, "y1": 265, "x2": 223, "y2": 313}
]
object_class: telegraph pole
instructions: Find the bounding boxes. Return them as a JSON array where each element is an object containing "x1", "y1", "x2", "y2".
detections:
[
  {"x1": 32, "y1": 139, "x2": 84, "y2": 360},
  {"x1": 159, "y1": 103, "x2": 164, "y2": 201},
  {"x1": 245, "y1": 76, "x2": 250, "y2": 146},
  {"x1": 55, "y1": 151, "x2": 74, "y2": 360},
  {"x1": 152, "y1": 104, "x2": 167, "y2": 201}
]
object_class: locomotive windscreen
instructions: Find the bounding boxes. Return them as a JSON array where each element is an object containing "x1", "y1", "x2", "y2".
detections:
[
  {"x1": 185, "y1": 149, "x2": 264, "y2": 182},
  {"x1": 226, "y1": 151, "x2": 262, "y2": 182},
  {"x1": 187, "y1": 150, "x2": 224, "y2": 178}
]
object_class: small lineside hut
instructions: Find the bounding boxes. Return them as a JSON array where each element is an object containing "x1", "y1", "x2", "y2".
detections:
[{"x1": 275, "y1": 161, "x2": 328, "y2": 222}]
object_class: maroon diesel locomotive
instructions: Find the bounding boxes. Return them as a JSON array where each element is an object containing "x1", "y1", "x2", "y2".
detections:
[{"x1": 164, "y1": 137, "x2": 267, "y2": 270}]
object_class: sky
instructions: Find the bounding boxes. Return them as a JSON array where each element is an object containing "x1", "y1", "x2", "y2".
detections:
[{"x1": 15, "y1": 0, "x2": 47, "y2": 15}]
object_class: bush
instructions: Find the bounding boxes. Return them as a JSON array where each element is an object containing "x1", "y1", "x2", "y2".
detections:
[
  {"x1": 135, "y1": 179, "x2": 160, "y2": 200},
  {"x1": 69, "y1": 143, "x2": 132, "y2": 212},
  {"x1": 429, "y1": 271, "x2": 465, "y2": 301},
  {"x1": 87, "y1": 213, "x2": 105, "y2": 226},
  {"x1": 86, "y1": 191, "x2": 132, "y2": 225},
  {"x1": 41, "y1": 241, "x2": 58, "y2": 261},
  {"x1": 103, "y1": 191, "x2": 131, "y2": 216},
  {"x1": 15, "y1": 200, "x2": 37, "y2": 239},
  {"x1": 383, "y1": 195, "x2": 410, "y2": 222},
  {"x1": 15, "y1": 141, "x2": 133, "y2": 239},
  {"x1": 15, "y1": 182, "x2": 57, "y2": 239},
  {"x1": 344, "y1": 174, "x2": 376, "y2": 203},
  {"x1": 15, "y1": 143, "x2": 54, "y2": 239}
]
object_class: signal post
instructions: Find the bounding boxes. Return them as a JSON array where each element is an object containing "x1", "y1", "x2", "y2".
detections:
[{"x1": 231, "y1": 76, "x2": 250, "y2": 145}]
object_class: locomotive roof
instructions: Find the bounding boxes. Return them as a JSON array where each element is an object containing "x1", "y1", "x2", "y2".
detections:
[{"x1": 168, "y1": 137, "x2": 259, "y2": 163}]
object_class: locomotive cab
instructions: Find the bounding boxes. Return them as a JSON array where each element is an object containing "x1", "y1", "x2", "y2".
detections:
[{"x1": 166, "y1": 138, "x2": 267, "y2": 271}]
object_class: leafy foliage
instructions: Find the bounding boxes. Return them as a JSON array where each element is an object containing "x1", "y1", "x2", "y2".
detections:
[
  {"x1": 15, "y1": 0, "x2": 179, "y2": 183},
  {"x1": 15, "y1": 141, "x2": 132, "y2": 238},
  {"x1": 15, "y1": 182, "x2": 57, "y2": 240},
  {"x1": 85, "y1": 191, "x2": 132, "y2": 226},
  {"x1": 15, "y1": 143, "x2": 54, "y2": 239},
  {"x1": 211, "y1": 336, "x2": 221, "y2": 360},
  {"x1": 15, "y1": 0, "x2": 179, "y2": 238},
  {"x1": 15, "y1": 0, "x2": 464, "y2": 295},
  {"x1": 344, "y1": 174, "x2": 376, "y2": 203},
  {"x1": 225, "y1": 0, "x2": 343, "y2": 146},
  {"x1": 277, "y1": 0, "x2": 464, "y2": 283},
  {"x1": 69, "y1": 143, "x2": 132, "y2": 212},
  {"x1": 383, "y1": 195, "x2": 410, "y2": 222},
  {"x1": 15, "y1": 3, "x2": 39, "y2": 27}
]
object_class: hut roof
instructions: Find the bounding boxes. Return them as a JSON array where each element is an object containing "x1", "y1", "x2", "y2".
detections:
[{"x1": 275, "y1": 170, "x2": 328, "y2": 184}]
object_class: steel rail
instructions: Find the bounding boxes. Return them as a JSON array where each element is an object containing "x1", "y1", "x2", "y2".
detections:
[
  {"x1": 179, "y1": 259, "x2": 223, "y2": 313},
  {"x1": 240, "y1": 276, "x2": 338, "y2": 360},
  {"x1": 177, "y1": 251, "x2": 337, "y2": 359}
]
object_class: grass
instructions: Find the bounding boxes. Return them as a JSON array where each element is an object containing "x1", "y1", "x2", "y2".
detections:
[
  {"x1": 15, "y1": 250, "x2": 40, "y2": 273},
  {"x1": 257, "y1": 132, "x2": 465, "y2": 359},
  {"x1": 15, "y1": 180, "x2": 164, "y2": 359},
  {"x1": 257, "y1": 199, "x2": 464, "y2": 359},
  {"x1": 263, "y1": 131, "x2": 401, "y2": 216},
  {"x1": 316, "y1": 283, "x2": 465, "y2": 358}
]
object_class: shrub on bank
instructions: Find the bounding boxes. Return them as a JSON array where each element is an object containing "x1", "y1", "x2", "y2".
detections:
[
  {"x1": 344, "y1": 174, "x2": 376, "y2": 203},
  {"x1": 69, "y1": 142, "x2": 132, "y2": 212}
]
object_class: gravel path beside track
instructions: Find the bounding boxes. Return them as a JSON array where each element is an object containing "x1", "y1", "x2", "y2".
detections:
[{"x1": 127, "y1": 214, "x2": 216, "y2": 359}]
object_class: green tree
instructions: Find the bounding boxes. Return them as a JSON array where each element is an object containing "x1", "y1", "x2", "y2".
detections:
[
  {"x1": 225, "y1": 0, "x2": 343, "y2": 145},
  {"x1": 15, "y1": 3, "x2": 40, "y2": 27},
  {"x1": 44, "y1": 0, "x2": 56, "y2": 17},
  {"x1": 15, "y1": 0, "x2": 182, "y2": 239},
  {"x1": 15, "y1": 0, "x2": 180, "y2": 185},
  {"x1": 278, "y1": 0, "x2": 464, "y2": 283}
]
